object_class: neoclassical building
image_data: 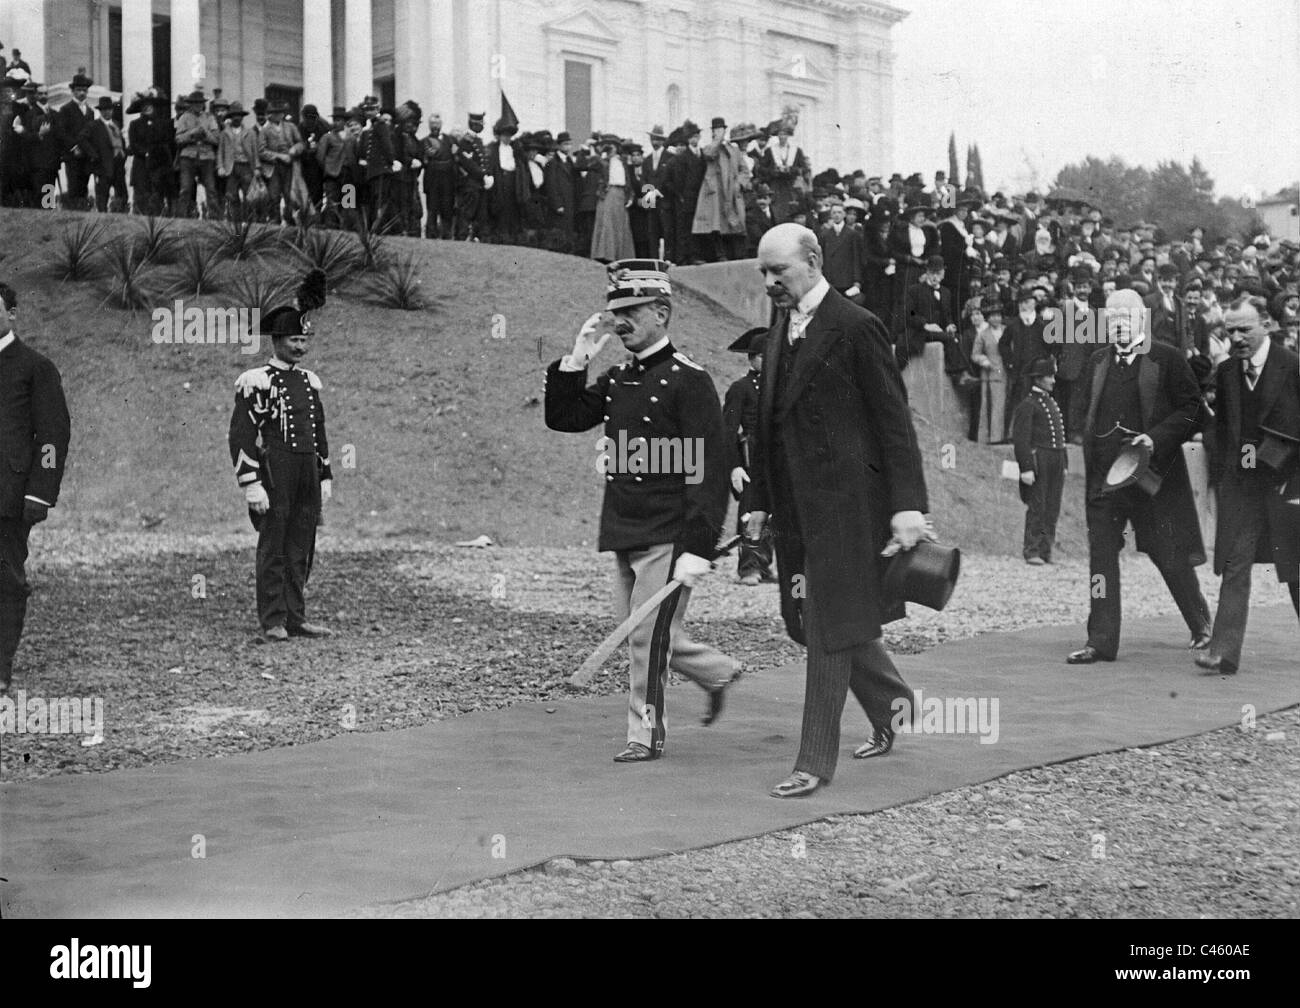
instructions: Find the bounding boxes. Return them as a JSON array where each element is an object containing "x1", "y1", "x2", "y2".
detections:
[{"x1": 4, "y1": 0, "x2": 906, "y2": 172}]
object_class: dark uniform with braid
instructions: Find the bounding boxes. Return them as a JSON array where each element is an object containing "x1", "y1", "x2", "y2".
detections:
[
  {"x1": 722, "y1": 327, "x2": 775, "y2": 583},
  {"x1": 1012, "y1": 374, "x2": 1067, "y2": 563},
  {"x1": 228, "y1": 272, "x2": 333, "y2": 636}
]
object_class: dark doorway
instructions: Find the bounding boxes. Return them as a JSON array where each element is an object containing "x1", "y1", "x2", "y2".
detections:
[{"x1": 153, "y1": 20, "x2": 171, "y2": 96}]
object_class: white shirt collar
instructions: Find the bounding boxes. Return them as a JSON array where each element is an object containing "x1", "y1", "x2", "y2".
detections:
[
  {"x1": 269, "y1": 356, "x2": 296, "y2": 370},
  {"x1": 796, "y1": 277, "x2": 831, "y2": 318},
  {"x1": 635, "y1": 336, "x2": 670, "y2": 360},
  {"x1": 0, "y1": 331, "x2": 14, "y2": 353}
]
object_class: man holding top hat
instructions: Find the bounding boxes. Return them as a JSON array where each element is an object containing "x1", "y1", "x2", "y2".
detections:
[
  {"x1": 1066, "y1": 288, "x2": 1212, "y2": 664},
  {"x1": 747, "y1": 224, "x2": 934, "y2": 798},
  {"x1": 229, "y1": 269, "x2": 334, "y2": 642},
  {"x1": 1196, "y1": 295, "x2": 1300, "y2": 675},
  {"x1": 723, "y1": 327, "x2": 776, "y2": 586},
  {"x1": 544, "y1": 259, "x2": 739, "y2": 761}
]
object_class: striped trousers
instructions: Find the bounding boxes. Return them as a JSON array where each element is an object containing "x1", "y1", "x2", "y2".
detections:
[
  {"x1": 614, "y1": 543, "x2": 738, "y2": 753},
  {"x1": 794, "y1": 585, "x2": 912, "y2": 782}
]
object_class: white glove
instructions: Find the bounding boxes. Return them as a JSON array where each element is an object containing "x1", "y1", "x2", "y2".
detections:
[
  {"x1": 731, "y1": 466, "x2": 750, "y2": 495},
  {"x1": 881, "y1": 510, "x2": 931, "y2": 557},
  {"x1": 244, "y1": 483, "x2": 270, "y2": 514},
  {"x1": 672, "y1": 552, "x2": 713, "y2": 589},
  {"x1": 484, "y1": 175, "x2": 495, "y2": 190},
  {"x1": 320, "y1": 479, "x2": 332, "y2": 504},
  {"x1": 13, "y1": 118, "x2": 24, "y2": 135},
  {"x1": 1131, "y1": 433, "x2": 1155, "y2": 451}
]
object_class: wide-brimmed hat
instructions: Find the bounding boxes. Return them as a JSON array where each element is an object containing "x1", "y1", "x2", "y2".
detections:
[
  {"x1": 225, "y1": 101, "x2": 250, "y2": 118},
  {"x1": 70, "y1": 71, "x2": 94, "y2": 90},
  {"x1": 883, "y1": 541, "x2": 961, "y2": 611},
  {"x1": 648, "y1": 124, "x2": 667, "y2": 140},
  {"x1": 184, "y1": 90, "x2": 206, "y2": 105}
]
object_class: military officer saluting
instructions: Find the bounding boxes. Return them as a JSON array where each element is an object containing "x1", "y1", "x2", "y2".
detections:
[
  {"x1": 545, "y1": 259, "x2": 740, "y2": 762},
  {"x1": 229, "y1": 269, "x2": 334, "y2": 642}
]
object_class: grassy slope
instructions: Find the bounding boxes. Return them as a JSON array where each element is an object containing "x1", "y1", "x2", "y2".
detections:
[{"x1": 1, "y1": 208, "x2": 1084, "y2": 556}]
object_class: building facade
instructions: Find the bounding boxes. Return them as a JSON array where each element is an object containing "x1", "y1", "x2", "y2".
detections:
[{"x1": 2, "y1": 0, "x2": 906, "y2": 173}]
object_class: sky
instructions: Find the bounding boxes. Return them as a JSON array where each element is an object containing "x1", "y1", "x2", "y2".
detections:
[{"x1": 889, "y1": 0, "x2": 1300, "y2": 202}]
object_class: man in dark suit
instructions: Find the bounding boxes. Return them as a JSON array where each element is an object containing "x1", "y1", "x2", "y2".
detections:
[
  {"x1": 747, "y1": 224, "x2": 930, "y2": 798},
  {"x1": 818, "y1": 198, "x2": 866, "y2": 304},
  {"x1": 745, "y1": 183, "x2": 777, "y2": 258},
  {"x1": 86, "y1": 96, "x2": 127, "y2": 212},
  {"x1": 1067, "y1": 289, "x2": 1213, "y2": 664},
  {"x1": 0, "y1": 282, "x2": 72, "y2": 691},
  {"x1": 542, "y1": 131, "x2": 578, "y2": 253},
  {"x1": 639, "y1": 125, "x2": 673, "y2": 258},
  {"x1": 1196, "y1": 296, "x2": 1300, "y2": 674},
  {"x1": 421, "y1": 113, "x2": 457, "y2": 239},
  {"x1": 1000, "y1": 286, "x2": 1052, "y2": 426},
  {"x1": 1145, "y1": 263, "x2": 1192, "y2": 355},
  {"x1": 357, "y1": 96, "x2": 396, "y2": 229},
  {"x1": 663, "y1": 120, "x2": 704, "y2": 264},
  {"x1": 54, "y1": 71, "x2": 96, "y2": 210}
]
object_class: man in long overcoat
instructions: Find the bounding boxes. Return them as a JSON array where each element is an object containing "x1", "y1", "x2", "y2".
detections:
[{"x1": 747, "y1": 224, "x2": 931, "y2": 798}]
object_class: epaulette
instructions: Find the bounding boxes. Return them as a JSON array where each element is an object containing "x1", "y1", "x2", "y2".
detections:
[
  {"x1": 672, "y1": 351, "x2": 704, "y2": 371},
  {"x1": 235, "y1": 365, "x2": 272, "y2": 395},
  {"x1": 301, "y1": 367, "x2": 323, "y2": 391}
]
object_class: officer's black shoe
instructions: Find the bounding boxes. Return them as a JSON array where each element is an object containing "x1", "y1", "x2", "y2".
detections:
[
  {"x1": 613, "y1": 742, "x2": 657, "y2": 762},
  {"x1": 1066, "y1": 645, "x2": 1113, "y2": 664},
  {"x1": 261, "y1": 626, "x2": 289, "y2": 643},
  {"x1": 287, "y1": 622, "x2": 333, "y2": 638},
  {"x1": 1188, "y1": 628, "x2": 1213, "y2": 650},
  {"x1": 702, "y1": 665, "x2": 743, "y2": 726},
  {"x1": 1194, "y1": 653, "x2": 1238, "y2": 675}
]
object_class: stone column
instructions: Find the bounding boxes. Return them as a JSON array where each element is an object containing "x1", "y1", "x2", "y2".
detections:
[
  {"x1": 344, "y1": 0, "x2": 374, "y2": 106},
  {"x1": 427, "y1": 0, "x2": 456, "y2": 119},
  {"x1": 170, "y1": 0, "x2": 203, "y2": 97},
  {"x1": 303, "y1": 0, "x2": 334, "y2": 109}
]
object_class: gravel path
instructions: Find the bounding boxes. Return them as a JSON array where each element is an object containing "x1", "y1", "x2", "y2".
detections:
[{"x1": 7, "y1": 532, "x2": 1296, "y2": 918}]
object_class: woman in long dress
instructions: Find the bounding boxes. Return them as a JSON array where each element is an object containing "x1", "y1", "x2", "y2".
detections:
[{"x1": 589, "y1": 136, "x2": 635, "y2": 263}]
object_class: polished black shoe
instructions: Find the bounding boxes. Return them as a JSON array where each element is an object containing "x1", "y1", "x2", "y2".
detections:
[
  {"x1": 613, "y1": 742, "x2": 657, "y2": 762},
  {"x1": 770, "y1": 771, "x2": 823, "y2": 798},
  {"x1": 1194, "y1": 653, "x2": 1238, "y2": 675},
  {"x1": 1188, "y1": 628, "x2": 1213, "y2": 650},
  {"x1": 1066, "y1": 645, "x2": 1113, "y2": 664},
  {"x1": 261, "y1": 625, "x2": 289, "y2": 643},
  {"x1": 702, "y1": 666, "x2": 743, "y2": 726},
  {"x1": 853, "y1": 725, "x2": 895, "y2": 759}
]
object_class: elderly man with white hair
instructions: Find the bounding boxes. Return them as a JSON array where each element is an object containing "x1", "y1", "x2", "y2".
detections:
[
  {"x1": 1066, "y1": 287, "x2": 1212, "y2": 665},
  {"x1": 745, "y1": 223, "x2": 931, "y2": 798}
]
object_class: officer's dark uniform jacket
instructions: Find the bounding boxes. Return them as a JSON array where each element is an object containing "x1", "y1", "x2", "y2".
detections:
[
  {"x1": 545, "y1": 341, "x2": 728, "y2": 559},
  {"x1": 1012, "y1": 386, "x2": 1067, "y2": 474},
  {"x1": 722, "y1": 367, "x2": 761, "y2": 482},
  {"x1": 229, "y1": 358, "x2": 332, "y2": 487}
]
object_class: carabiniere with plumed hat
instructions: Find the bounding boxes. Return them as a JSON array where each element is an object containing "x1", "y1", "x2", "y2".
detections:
[{"x1": 228, "y1": 269, "x2": 335, "y2": 643}]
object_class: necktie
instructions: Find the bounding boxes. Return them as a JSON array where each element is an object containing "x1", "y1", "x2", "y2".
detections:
[
  {"x1": 1245, "y1": 362, "x2": 1259, "y2": 389},
  {"x1": 789, "y1": 311, "x2": 812, "y2": 345}
]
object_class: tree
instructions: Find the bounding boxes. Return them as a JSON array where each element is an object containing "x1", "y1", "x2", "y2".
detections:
[
  {"x1": 948, "y1": 132, "x2": 960, "y2": 189},
  {"x1": 1054, "y1": 155, "x2": 1149, "y2": 227},
  {"x1": 967, "y1": 143, "x2": 985, "y2": 193}
]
